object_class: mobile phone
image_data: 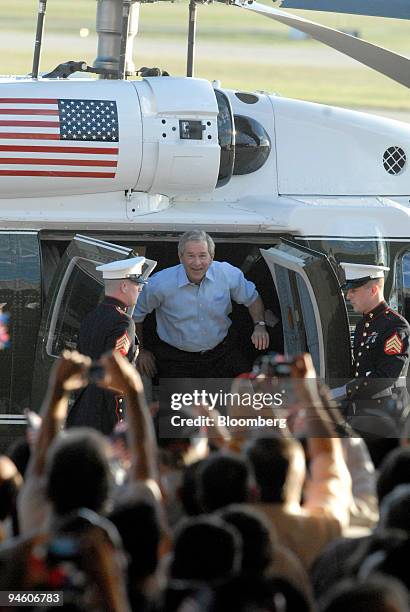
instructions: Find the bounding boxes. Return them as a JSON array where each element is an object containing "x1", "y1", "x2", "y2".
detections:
[
  {"x1": 253, "y1": 353, "x2": 294, "y2": 378},
  {"x1": 47, "y1": 536, "x2": 80, "y2": 562}
]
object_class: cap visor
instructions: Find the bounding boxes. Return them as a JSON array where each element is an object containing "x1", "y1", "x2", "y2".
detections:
[{"x1": 341, "y1": 276, "x2": 371, "y2": 290}]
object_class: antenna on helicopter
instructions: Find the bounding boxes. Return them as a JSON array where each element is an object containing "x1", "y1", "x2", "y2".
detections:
[
  {"x1": 187, "y1": 0, "x2": 197, "y2": 76},
  {"x1": 118, "y1": 0, "x2": 136, "y2": 79},
  {"x1": 32, "y1": 0, "x2": 48, "y2": 78},
  {"x1": 187, "y1": 0, "x2": 209, "y2": 77}
]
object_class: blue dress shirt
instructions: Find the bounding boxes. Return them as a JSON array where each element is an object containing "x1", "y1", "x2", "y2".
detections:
[{"x1": 133, "y1": 261, "x2": 259, "y2": 352}]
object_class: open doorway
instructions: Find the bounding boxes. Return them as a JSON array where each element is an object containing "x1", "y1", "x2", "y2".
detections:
[{"x1": 34, "y1": 234, "x2": 284, "y2": 404}]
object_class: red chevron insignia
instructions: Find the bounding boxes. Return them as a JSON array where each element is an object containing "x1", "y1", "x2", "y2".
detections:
[
  {"x1": 115, "y1": 332, "x2": 130, "y2": 356},
  {"x1": 384, "y1": 332, "x2": 403, "y2": 355}
]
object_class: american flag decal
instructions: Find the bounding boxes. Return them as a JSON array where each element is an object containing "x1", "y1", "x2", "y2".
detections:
[{"x1": 0, "y1": 98, "x2": 119, "y2": 178}]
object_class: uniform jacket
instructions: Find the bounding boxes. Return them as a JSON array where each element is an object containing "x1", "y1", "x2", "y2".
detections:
[
  {"x1": 346, "y1": 301, "x2": 410, "y2": 424},
  {"x1": 66, "y1": 296, "x2": 138, "y2": 435}
]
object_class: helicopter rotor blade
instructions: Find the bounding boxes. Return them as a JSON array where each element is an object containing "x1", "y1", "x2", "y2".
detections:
[
  {"x1": 234, "y1": 1, "x2": 410, "y2": 89},
  {"x1": 273, "y1": 0, "x2": 410, "y2": 21}
]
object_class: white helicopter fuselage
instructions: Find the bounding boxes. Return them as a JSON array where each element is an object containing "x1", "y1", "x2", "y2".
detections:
[{"x1": 1, "y1": 75, "x2": 409, "y2": 239}]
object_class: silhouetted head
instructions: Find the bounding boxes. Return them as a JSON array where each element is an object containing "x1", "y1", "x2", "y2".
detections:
[
  {"x1": 46, "y1": 428, "x2": 111, "y2": 516},
  {"x1": 198, "y1": 452, "x2": 251, "y2": 512},
  {"x1": 246, "y1": 437, "x2": 305, "y2": 504},
  {"x1": 217, "y1": 505, "x2": 273, "y2": 575},
  {"x1": 170, "y1": 515, "x2": 242, "y2": 585}
]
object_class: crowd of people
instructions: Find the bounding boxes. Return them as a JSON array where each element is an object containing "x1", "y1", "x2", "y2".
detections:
[
  {"x1": 0, "y1": 229, "x2": 409, "y2": 610},
  {"x1": 0, "y1": 350, "x2": 409, "y2": 611}
]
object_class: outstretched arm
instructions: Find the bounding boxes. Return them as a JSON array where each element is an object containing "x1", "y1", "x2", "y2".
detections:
[
  {"x1": 99, "y1": 352, "x2": 160, "y2": 496},
  {"x1": 27, "y1": 351, "x2": 91, "y2": 477},
  {"x1": 18, "y1": 351, "x2": 91, "y2": 534},
  {"x1": 291, "y1": 354, "x2": 352, "y2": 527}
]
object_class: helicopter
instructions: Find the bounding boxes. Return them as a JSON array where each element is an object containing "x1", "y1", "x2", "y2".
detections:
[{"x1": 1, "y1": 0, "x2": 410, "y2": 449}]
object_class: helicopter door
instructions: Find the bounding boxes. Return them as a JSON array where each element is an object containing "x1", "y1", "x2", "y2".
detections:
[
  {"x1": 31, "y1": 234, "x2": 135, "y2": 407},
  {"x1": 260, "y1": 239, "x2": 351, "y2": 384}
]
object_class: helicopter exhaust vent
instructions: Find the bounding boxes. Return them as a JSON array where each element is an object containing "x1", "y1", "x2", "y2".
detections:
[
  {"x1": 94, "y1": 0, "x2": 140, "y2": 79},
  {"x1": 383, "y1": 146, "x2": 407, "y2": 175}
]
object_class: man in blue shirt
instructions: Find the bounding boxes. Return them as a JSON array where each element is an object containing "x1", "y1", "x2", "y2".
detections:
[{"x1": 134, "y1": 230, "x2": 269, "y2": 379}]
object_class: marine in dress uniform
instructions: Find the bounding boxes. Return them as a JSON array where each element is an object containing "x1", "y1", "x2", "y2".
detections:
[
  {"x1": 340, "y1": 262, "x2": 410, "y2": 433},
  {"x1": 66, "y1": 256, "x2": 156, "y2": 435}
]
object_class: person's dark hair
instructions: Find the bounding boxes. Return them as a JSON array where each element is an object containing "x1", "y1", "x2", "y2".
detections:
[
  {"x1": 199, "y1": 452, "x2": 250, "y2": 512},
  {"x1": 217, "y1": 505, "x2": 273, "y2": 576},
  {"x1": 0, "y1": 478, "x2": 19, "y2": 523},
  {"x1": 376, "y1": 446, "x2": 410, "y2": 503},
  {"x1": 109, "y1": 498, "x2": 160, "y2": 580},
  {"x1": 6, "y1": 437, "x2": 30, "y2": 478},
  {"x1": 246, "y1": 437, "x2": 301, "y2": 503},
  {"x1": 362, "y1": 437, "x2": 400, "y2": 470},
  {"x1": 213, "y1": 575, "x2": 310, "y2": 612},
  {"x1": 170, "y1": 515, "x2": 242, "y2": 584},
  {"x1": 180, "y1": 459, "x2": 205, "y2": 516},
  {"x1": 345, "y1": 530, "x2": 409, "y2": 594},
  {"x1": 379, "y1": 484, "x2": 410, "y2": 532},
  {"x1": 318, "y1": 574, "x2": 409, "y2": 612},
  {"x1": 46, "y1": 429, "x2": 111, "y2": 516},
  {"x1": 359, "y1": 536, "x2": 410, "y2": 591}
]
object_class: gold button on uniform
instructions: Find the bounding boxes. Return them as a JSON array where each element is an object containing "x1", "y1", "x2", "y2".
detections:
[
  {"x1": 358, "y1": 352, "x2": 362, "y2": 356},
  {"x1": 365, "y1": 323, "x2": 370, "y2": 328}
]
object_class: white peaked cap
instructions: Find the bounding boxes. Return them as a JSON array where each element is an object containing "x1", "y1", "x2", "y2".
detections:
[
  {"x1": 340, "y1": 262, "x2": 390, "y2": 289},
  {"x1": 96, "y1": 256, "x2": 157, "y2": 283}
]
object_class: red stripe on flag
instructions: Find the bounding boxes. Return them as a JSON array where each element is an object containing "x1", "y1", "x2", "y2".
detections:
[
  {"x1": 0, "y1": 158, "x2": 117, "y2": 167},
  {"x1": 0, "y1": 170, "x2": 116, "y2": 178},
  {"x1": 0, "y1": 109, "x2": 59, "y2": 115},
  {"x1": 0, "y1": 98, "x2": 58, "y2": 104},
  {"x1": 0, "y1": 145, "x2": 119, "y2": 154},
  {"x1": 0, "y1": 99, "x2": 119, "y2": 179},
  {"x1": 0, "y1": 120, "x2": 60, "y2": 127},
  {"x1": 0, "y1": 133, "x2": 60, "y2": 140}
]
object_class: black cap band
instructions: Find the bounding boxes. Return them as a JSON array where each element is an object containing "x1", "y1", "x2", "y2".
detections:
[{"x1": 341, "y1": 275, "x2": 375, "y2": 290}]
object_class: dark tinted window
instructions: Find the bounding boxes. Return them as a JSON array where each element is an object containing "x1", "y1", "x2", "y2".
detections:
[
  {"x1": 215, "y1": 90, "x2": 235, "y2": 187},
  {"x1": 233, "y1": 115, "x2": 271, "y2": 175},
  {"x1": 49, "y1": 258, "x2": 103, "y2": 356},
  {"x1": 401, "y1": 252, "x2": 410, "y2": 322}
]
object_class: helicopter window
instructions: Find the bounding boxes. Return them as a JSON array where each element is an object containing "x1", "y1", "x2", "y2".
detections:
[
  {"x1": 400, "y1": 252, "x2": 410, "y2": 322},
  {"x1": 215, "y1": 90, "x2": 235, "y2": 188},
  {"x1": 48, "y1": 257, "x2": 103, "y2": 357},
  {"x1": 233, "y1": 115, "x2": 271, "y2": 175},
  {"x1": 235, "y1": 92, "x2": 259, "y2": 105}
]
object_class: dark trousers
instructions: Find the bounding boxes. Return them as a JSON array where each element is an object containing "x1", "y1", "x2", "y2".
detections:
[{"x1": 154, "y1": 329, "x2": 251, "y2": 380}]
